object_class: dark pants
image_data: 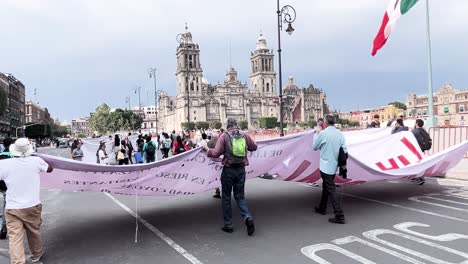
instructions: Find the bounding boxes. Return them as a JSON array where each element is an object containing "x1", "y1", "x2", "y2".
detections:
[
  {"x1": 221, "y1": 166, "x2": 252, "y2": 227},
  {"x1": 161, "y1": 148, "x2": 169, "y2": 159},
  {"x1": 146, "y1": 155, "x2": 155, "y2": 163},
  {"x1": 318, "y1": 171, "x2": 344, "y2": 219},
  {"x1": 118, "y1": 158, "x2": 129, "y2": 165},
  {"x1": 128, "y1": 151, "x2": 133, "y2": 164}
]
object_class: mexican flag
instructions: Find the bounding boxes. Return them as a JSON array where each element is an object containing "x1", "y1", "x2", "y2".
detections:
[{"x1": 371, "y1": 0, "x2": 420, "y2": 56}]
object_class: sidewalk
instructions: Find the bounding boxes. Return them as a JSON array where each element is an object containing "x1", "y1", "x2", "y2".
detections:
[{"x1": 446, "y1": 158, "x2": 468, "y2": 180}]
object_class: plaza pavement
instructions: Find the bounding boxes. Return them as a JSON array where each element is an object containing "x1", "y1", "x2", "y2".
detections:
[{"x1": 0, "y1": 148, "x2": 467, "y2": 264}]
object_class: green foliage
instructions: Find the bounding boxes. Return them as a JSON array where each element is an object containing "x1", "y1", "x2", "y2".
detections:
[
  {"x1": 259, "y1": 116, "x2": 278, "y2": 129},
  {"x1": 195, "y1": 121, "x2": 210, "y2": 130},
  {"x1": 89, "y1": 104, "x2": 143, "y2": 135},
  {"x1": 0, "y1": 88, "x2": 6, "y2": 114},
  {"x1": 296, "y1": 120, "x2": 317, "y2": 128},
  {"x1": 77, "y1": 133, "x2": 87, "y2": 138},
  {"x1": 239, "y1": 120, "x2": 248, "y2": 130},
  {"x1": 181, "y1": 122, "x2": 196, "y2": 131},
  {"x1": 89, "y1": 103, "x2": 111, "y2": 135},
  {"x1": 389, "y1": 101, "x2": 407, "y2": 111},
  {"x1": 210, "y1": 120, "x2": 222, "y2": 129},
  {"x1": 25, "y1": 123, "x2": 50, "y2": 138},
  {"x1": 287, "y1": 122, "x2": 297, "y2": 128},
  {"x1": 349, "y1": 121, "x2": 360, "y2": 127},
  {"x1": 52, "y1": 125, "x2": 69, "y2": 137}
]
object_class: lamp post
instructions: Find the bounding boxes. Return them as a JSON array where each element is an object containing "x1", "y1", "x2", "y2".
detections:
[
  {"x1": 124, "y1": 96, "x2": 130, "y2": 110},
  {"x1": 177, "y1": 27, "x2": 191, "y2": 124},
  {"x1": 277, "y1": 1, "x2": 296, "y2": 137},
  {"x1": 148, "y1": 68, "x2": 158, "y2": 133},
  {"x1": 133, "y1": 86, "x2": 142, "y2": 115}
]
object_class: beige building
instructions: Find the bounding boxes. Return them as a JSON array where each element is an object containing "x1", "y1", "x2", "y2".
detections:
[
  {"x1": 406, "y1": 84, "x2": 468, "y2": 126},
  {"x1": 158, "y1": 30, "x2": 328, "y2": 132},
  {"x1": 71, "y1": 117, "x2": 90, "y2": 136},
  {"x1": 25, "y1": 101, "x2": 53, "y2": 124}
]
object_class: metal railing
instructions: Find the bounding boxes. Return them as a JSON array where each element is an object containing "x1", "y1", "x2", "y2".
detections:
[{"x1": 428, "y1": 126, "x2": 468, "y2": 158}]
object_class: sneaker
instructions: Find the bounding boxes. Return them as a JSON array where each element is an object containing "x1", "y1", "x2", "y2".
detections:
[
  {"x1": 418, "y1": 179, "x2": 425, "y2": 185},
  {"x1": 221, "y1": 226, "x2": 233, "y2": 233},
  {"x1": 0, "y1": 226, "x2": 6, "y2": 240},
  {"x1": 213, "y1": 193, "x2": 221, "y2": 199},
  {"x1": 328, "y1": 217, "x2": 346, "y2": 224},
  {"x1": 31, "y1": 254, "x2": 43, "y2": 263},
  {"x1": 245, "y1": 218, "x2": 255, "y2": 236},
  {"x1": 314, "y1": 206, "x2": 326, "y2": 215}
]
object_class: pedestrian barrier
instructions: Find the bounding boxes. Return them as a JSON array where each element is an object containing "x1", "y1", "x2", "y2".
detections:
[{"x1": 428, "y1": 126, "x2": 468, "y2": 158}]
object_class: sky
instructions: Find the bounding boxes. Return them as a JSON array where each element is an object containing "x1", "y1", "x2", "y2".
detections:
[{"x1": 1, "y1": 0, "x2": 467, "y2": 123}]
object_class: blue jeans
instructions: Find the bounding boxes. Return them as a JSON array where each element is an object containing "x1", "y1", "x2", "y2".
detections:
[
  {"x1": 221, "y1": 166, "x2": 252, "y2": 226},
  {"x1": 1, "y1": 191, "x2": 6, "y2": 229}
]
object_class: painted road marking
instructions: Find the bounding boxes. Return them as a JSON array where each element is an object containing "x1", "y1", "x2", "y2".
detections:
[
  {"x1": 104, "y1": 193, "x2": 204, "y2": 264},
  {"x1": 302, "y1": 222, "x2": 468, "y2": 263}
]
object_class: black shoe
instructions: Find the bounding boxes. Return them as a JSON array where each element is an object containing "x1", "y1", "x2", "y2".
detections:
[
  {"x1": 213, "y1": 193, "x2": 221, "y2": 199},
  {"x1": 418, "y1": 178, "x2": 425, "y2": 185},
  {"x1": 0, "y1": 226, "x2": 6, "y2": 240},
  {"x1": 221, "y1": 226, "x2": 233, "y2": 233},
  {"x1": 245, "y1": 218, "x2": 255, "y2": 236},
  {"x1": 314, "y1": 206, "x2": 326, "y2": 215},
  {"x1": 328, "y1": 217, "x2": 346, "y2": 224}
]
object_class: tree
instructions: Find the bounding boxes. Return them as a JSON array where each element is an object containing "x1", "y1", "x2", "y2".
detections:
[
  {"x1": 89, "y1": 103, "x2": 111, "y2": 135},
  {"x1": 51, "y1": 125, "x2": 69, "y2": 137},
  {"x1": 239, "y1": 120, "x2": 248, "y2": 130},
  {"x1": 195, "y1": 121, "x2": 210, "y2": 130},
  {"x1": 389, "y1": 101, "x2": 407, "y2": 110},
  {"x1": 210, "y1": 120, "x2": 222, "y2": 129},
  {"x1": 0, "y1": 88, "x2": 6, "y2": 114},
  {"x1": 25, "y1": 123, "x2": 50, "y2": 139},
  {"x1": 259, "y1": 116, "x2": 278, "y2": 129},
  {"x1": 181, "y1": 122, "x2": 196, "y2": 131}
]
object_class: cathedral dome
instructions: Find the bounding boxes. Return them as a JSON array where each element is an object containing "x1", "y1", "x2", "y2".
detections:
[
  {"x1": 283, "y1": 76, "x2": 300, "y2": 94},
  {"x1": 202, "y1": 77, "x2": 209, "y2": 85}
]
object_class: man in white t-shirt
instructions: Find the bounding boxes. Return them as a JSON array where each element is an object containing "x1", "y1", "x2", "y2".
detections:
[
  {"x1": 0, "y1": 138, "x2": 53, "y2": 264},
  {"x1": 196, "y1": 133, "x2": 208, "y2": 149}
]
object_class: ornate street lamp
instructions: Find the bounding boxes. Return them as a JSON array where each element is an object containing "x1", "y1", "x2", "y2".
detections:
[
  {"x1": 277, "y1": 2, "x2": 296, "y2": 137},
  {"x1": 148, "y1": 68, "x2": 158, "y2": 133}
]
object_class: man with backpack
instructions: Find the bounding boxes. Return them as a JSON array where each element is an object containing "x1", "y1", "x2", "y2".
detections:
[
  {"x1": 204, "y1": 117, "x2": 258, "y2": 236},
  {"x1": 143, "y1": 136, "x2": 157, "y2": 163},
  {"x1": 411, "y1": 119, "x2": 432, "y2": 185}
]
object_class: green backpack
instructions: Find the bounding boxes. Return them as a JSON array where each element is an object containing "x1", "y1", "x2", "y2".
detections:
[{"x1": 225, "y1": 131, "x2": 247, "y2": 165}]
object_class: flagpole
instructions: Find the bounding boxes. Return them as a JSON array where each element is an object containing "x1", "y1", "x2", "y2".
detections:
[{"x1": 425, "y1": 0, "x2": 436, "y2": 128}]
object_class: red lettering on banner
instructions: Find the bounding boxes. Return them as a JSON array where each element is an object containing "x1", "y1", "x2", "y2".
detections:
[
  {"x1": 400, "y1": 137, "x2": 422, "y2": 161},
  {"x1": 284, "y1": 160, "x2": 311, "y2": 181},
  {"x1": 376, "y1": 158, "x2": 399, "y2": 171},
  {"x1": 375, "y1": 137, "x2": 423, "y2": 171},
  {"x1": 397, "y1": 155, "x2": 410, "y2": 166}
]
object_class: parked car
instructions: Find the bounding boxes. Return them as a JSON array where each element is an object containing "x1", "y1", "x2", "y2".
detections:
[{"x1": 58, "y1": 138, "x2": 70, "y2": 148}]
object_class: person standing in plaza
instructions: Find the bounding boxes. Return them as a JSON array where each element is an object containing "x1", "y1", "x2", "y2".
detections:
[
  {"x1": 313, "y1": 115, "x2": 347, "y2": 224},
  {"x1": 0, "y1": 138, "x2": 53, "y2": 263},
  {"x1": 172, "y1": 136, "x2": 189, "y2": 156},
  {"x1": 124, "y1": 134, "x2": 134, "y2": 164},
  {"x1": 96, "y1": 142, "x2": 109, "y2": 165},
  {"x1": 142, "y1": 136, "x2": 156, "y2": 163},
  {"x1": 411, "y1": 119, "x2": 432, "y2": 185},
  {"x1": 391, "y1": 118, "x2": 409, "y2": 134},
  {"x1": 204, "y1": 117, "x2": 257, "y2": 235},
  {"x1": 118, "y1": 140, "x2": 130, "y2": 165},
  {"x1": 0, "y1": 137, "x2": 14, "y2": 240},
  {"x1": 71, "y1": 142, "x2": 84, "y2": 161},
  {"x1": 161, "y1": 133, "x2": 172, "y2": 159}
]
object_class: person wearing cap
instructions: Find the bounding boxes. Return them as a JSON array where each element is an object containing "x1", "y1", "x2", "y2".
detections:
[
  {"x1": 203, "y1": 117, "x2": 257, "y2": 236},
  {"x1": 0, "y1": 137, "x2": 15, "y2": 240},
  {"x1": 0, "y1": 138, "x2": 53, "y2": 263}
]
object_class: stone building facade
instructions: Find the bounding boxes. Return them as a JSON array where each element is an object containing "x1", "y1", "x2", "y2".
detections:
[
  {"x1": 71, "y1": 117, "x2": 91, "y2": 136},
  {"x1": 406, "y1": 84, "x2": 468, "y2": 126},
  {"x1": 0, "y1": 73, "x2": 25, "y2": 138},
  {"x1": 158, "y1": 31, "x2": 328, "y2": 132},
  {"x1": 25, "y1": 101, "x2": 54, "y2": 124}
]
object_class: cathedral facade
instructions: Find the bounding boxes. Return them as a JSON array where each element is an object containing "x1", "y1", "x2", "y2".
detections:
[{"x1": 158, "y1": 30, "x2": 328, "y2": 132}]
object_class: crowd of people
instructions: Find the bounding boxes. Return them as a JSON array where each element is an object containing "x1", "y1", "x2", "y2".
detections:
[{"x1": 0, "y1": 114, "x2": 437, "y2": 263}]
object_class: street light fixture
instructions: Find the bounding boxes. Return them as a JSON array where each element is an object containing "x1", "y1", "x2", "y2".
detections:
[
  {"x1": 277, "y1": 2, "x2": 296, "y2": 137},
  {"x1": 133, "y1": 86, "x2": 142, "y2": 116},
  {"x1": 148, "y1": 67, "x2": 159, "y2": 133}
]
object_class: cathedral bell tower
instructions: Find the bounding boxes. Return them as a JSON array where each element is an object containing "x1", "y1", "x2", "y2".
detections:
[
  {"x1": 176, "y1": 28, "x2": 204, "y2": 97},
  {"x1": 250, "y1": 33, "x2": 276, "y2": 96}
]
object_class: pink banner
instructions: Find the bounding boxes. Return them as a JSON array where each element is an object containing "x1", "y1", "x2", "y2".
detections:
[{"x1": 38, "y1": 130, "x2": 468, "y2": 196}]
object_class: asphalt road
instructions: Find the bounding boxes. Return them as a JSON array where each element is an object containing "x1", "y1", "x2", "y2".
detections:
[{"x1": 1, "y1": 147, "x2": 468, "y2": 264}]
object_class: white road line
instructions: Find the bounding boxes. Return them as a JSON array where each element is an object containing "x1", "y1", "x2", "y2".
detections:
[
  {"x1": 104, "y1": 193, "x2": 204, "y2": 264},
  {"x1": 342, "y1": 193, "x2": 468, "y2": 224}
]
